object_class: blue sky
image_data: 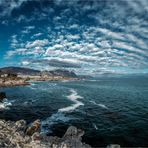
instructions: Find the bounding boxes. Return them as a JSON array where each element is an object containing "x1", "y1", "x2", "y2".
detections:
[{"x1": 0, "y1": 0, "x2": 148, "y2": 75}]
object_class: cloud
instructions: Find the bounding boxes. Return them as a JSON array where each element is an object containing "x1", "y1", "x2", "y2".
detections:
[
  {"x1": 32, "y1": 33, "x2": 43, "y2": 38},
  {"x1": 31, "y1": 59, "x2": 81, "y2": 68},
  {"x1": 21, "y1": 26, "x2": 35, "y2": 34},
  {"x1": 26, "y1": 39, "x2": 49, "y2": 48},
  {"x1": 2, "y1": 0, "x2": 148, "y2": 74},
  {"x1": 0, "y1": 0, "x2": 28, "y2": 17}
]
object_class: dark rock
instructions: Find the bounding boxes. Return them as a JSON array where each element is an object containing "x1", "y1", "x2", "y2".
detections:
[{"x1": 0, "y1": 92, "x2": 6, "y2": 101}]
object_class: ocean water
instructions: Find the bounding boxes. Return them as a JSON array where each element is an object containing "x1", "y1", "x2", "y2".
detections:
[{"x1": 0, "y1": 75, "x2": 148, "y2": 147}]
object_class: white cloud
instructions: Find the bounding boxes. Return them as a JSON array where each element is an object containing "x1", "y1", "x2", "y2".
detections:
[
  {"x1": 21, "y1": 61, "x2": 30, "y2": 66},
  {"x1": 66, "y1": 34, "x2": 80, "y2": 40},
  {"x1": 32, "y1": 33, "x2": 43, "y2": 38},
  {"x1": 26, "y1": 39, "x2": 49, "y2": 48}
]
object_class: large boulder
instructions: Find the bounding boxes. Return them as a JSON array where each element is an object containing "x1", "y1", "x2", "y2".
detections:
[
  {"x1": 0, "y1": 92, "x2": 6, "y2": 102},
  {"x1": 63, "y1": 126, "x2": 84, "y2": 141},
  {"x1": 48, "y1": 126, "x2": 91, "y2": 148}
]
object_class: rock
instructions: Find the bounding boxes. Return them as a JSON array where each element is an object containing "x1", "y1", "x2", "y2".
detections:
[
  {"x1": 15, "y1": 120, "x2": 26, "y2": 131},
  {"x1": 26, "y1": 120, "x2": 41, "y2": 136},
  {"x1": 31, "y1": 132, "x2": 41, "y2": 141},
  {"x1": 106, "y1": 144, "x2": 121, "y2": 148},
  {"x1": 49, "y1": 126, "x2": 91, "y2": 148},
  {"x1": 63, "y1": 126, "x2": 84, "y2": 141},
  {"x1": 0, "y1": 119, "x2": 122, "y2": 148},
  {"x1": 0, "y1": 92, "x2": 6, "y2": 101}
]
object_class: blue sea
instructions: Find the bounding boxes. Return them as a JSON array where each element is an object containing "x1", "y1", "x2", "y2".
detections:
[{"x1": 0, "y1": 75, "x2": 148, "y2": 147}]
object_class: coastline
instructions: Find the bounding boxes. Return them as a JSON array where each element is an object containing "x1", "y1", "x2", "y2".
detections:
[{"x1": 0, "y1": 77, "x2": 80, "y2": 88}]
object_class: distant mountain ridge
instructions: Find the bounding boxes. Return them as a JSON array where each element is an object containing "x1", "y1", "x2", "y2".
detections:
[
  {"x1": 0, "y1": 67, "x2": 40, "y2": 75},
  {"x1": 0, "y1": 67, "x2": 77, "y2": 77}
]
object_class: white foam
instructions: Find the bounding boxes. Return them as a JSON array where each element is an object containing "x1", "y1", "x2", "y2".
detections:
[
  {"x1": 90, "y1": 100, "x2": 108, "y2": 109},
  {"x1": 93, "y1": 123, "x2": 98, "y2": 130},
  {"x1": 0, "y1": 99, "x2": 12, "y2": 110},
  {"x1": 41, "y1": 89, "x2": 84, "y2": 133},
  {"x1": 58, "y1": 89, "x2": 84, "y2": 112}
]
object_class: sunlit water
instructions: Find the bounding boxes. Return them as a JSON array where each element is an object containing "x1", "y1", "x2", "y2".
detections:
[{"x1": 0, "y1": 75, "x2": 148, "y2": 147}]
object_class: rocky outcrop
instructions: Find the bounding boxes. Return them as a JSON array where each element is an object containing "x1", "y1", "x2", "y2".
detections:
[
  {"x1": 0, "y1": 79, "x2": 28, "y2": 87},
  {"x1": 0, "y1": 119, "x2": 91, "y2": 148},
  {"x1": 0, "y1": 119, "x2": 121, "y2": 148},
  {"x1": 48, "y1": 126, "x2": 91, "y2": 148},
  {"x1": 0, "y1": 92, "x2": 6, "y2": 102}
]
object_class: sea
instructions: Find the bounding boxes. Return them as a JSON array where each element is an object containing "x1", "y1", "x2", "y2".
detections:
[{"x1": 0, "y1": 75, "x2": 148, "y2": 147}]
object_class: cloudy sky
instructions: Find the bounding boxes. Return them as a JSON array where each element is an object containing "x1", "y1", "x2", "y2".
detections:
[{"x1": 0, "y1": 0, "x2": 148, "y2": 75}]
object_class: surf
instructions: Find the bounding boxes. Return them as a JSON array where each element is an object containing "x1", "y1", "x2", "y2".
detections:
[
  {"x1": 58, "y1": 89, "x2": 84, "y2": 112},
  {"x1": 0, "y1": 98, "x2": 13, "y2": 110},
  {"x1": 90, "y1": 100, "x2": 108, "y2": 109},
  {"x1": 41, "y1": 89, "x2": 84, "y2": 133}
]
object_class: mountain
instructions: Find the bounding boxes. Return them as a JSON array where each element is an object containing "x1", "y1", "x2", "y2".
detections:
[
  {"x1": 48, "y1": 69, "x2": 77, "y2": 77},
  {"x1": 0, "y1": 67, "x2": 40, "y2": 75},
  {"x1": 0, "y1": 67, "x2": 77, "y2": 78}
]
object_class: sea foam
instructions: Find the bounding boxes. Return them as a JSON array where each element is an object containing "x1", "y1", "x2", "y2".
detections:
[
  {"x1": 0, "y1": 99, "x2": 12, "y2": 110},
  {"x1": 58, "y1": 89, "x2": 84, "y2": 112},
  {"x1": 41, "y1": 89, "x2": 84, "y2": 133},
  {"x1": 90, "y1": 100, "x2": 108, "y2": 109}
]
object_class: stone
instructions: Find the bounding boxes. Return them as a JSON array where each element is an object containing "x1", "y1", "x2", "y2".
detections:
[
  {"x1": 26, "y1": 120, "x2": 41, "y2": 136},
  {"x1": 1, "y1": 119, "x2": 123, "y2": 148},
  {"x1": 15, "y1": 120, "x2": 26, "y2": 131},
  {"x1": 0, "y1": 92, "x2": 6, "y2": 101},
  {"x1": 63, "y1": 126, "x2": 84, "y2": 140}
]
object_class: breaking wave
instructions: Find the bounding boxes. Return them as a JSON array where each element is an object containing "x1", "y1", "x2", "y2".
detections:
[
  {"x1": 59, "y1": 89, "x2": 84, "y2": 112},
  {"x1": 41, "y1": 89, "x2": 84, "y2": 133},
  {"x1": 0, "y1": 99, "x2": 13, "y2": 110},
  {"x1": 90, "y1": 100, "x2": 108, "y2": 109}
]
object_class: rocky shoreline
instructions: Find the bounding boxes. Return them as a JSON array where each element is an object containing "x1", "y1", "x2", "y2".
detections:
[
  {"x1": 0, "y1": 119, "x2": 121, "y2": 148},
  {"x1": 0, "y1": 77, "x2": 80, "y2": 88},
  {"x1": 0, "y1": 78, "x2": 29, "y2": 88}
]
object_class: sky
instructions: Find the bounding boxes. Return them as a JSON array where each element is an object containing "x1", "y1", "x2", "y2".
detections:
[{"x1": 0, "y1": 0, "x2": 148, "y2": 75}]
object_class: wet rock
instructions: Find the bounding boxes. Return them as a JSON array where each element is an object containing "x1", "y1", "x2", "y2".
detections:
[
  {"x1": 0, "y1": 92, "x2": 6, "y2": 101},
  {"x1": 26, "y1": 119, "x2": 41, "y2": 136}
]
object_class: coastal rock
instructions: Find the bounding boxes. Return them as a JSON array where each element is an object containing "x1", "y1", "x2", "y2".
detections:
[
  {"x1": 0, "y1": 92, "x2": 6, "y2": 101},
  {"x1": 0, "y1": 119, "x2": 121, "y2": 148},
  {"x1": 49, "y1": 126, "x2": 91, "y2": 148},
  {"x1": 63, "y1": 126, "x2": 84, "y2": 140},
  {"x1": 26, "y1": 119, "x2": 41, "y2": 136},
  {"x1": 15, "y1": 120, "x2": 26, "y2": 131}
]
